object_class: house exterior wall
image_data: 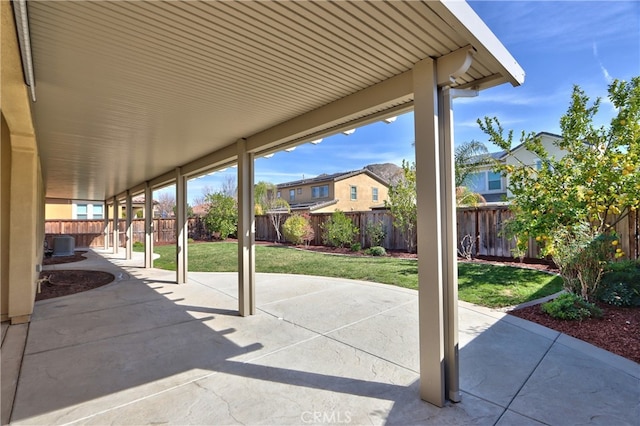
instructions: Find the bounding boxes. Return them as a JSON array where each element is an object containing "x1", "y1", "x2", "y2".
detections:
[
  {"x1": 466, "y1": 133, "x2": 564, "y2": 202},
  {"x1": 45, "y1": 200, "x2": 73, "y2": 219},
  {"x1": 1, "y1": 0, "x2": 46, "y2": 323},
  {"x1": 333, "y1": 174, "x2": 389, "y2": 211},
  {"x1": 282, "y1": 181, "x2": 336, "y2": 205}
]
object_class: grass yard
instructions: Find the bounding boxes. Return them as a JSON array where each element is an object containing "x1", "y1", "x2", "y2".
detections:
[{"x1": 141, "y1": 242, "x2": 563, "y2": 308}]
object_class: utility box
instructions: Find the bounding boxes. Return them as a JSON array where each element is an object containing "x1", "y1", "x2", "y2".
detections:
[{"x1": 53, "y1": 235, "x2": 75, "y2": 256}]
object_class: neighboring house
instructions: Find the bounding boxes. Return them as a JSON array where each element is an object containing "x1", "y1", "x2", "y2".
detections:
[
  {"x1": 45, "y1": 196, "x2": 155, "y2": 219},
  {"x1": 274, "y1": 169, "x2": 390, "y2": 213},
  {"x1": 465, "y1": 132, "x2": 564, "y2": 202}
]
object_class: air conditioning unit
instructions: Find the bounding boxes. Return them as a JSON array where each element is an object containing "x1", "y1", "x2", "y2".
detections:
[{"x1": 53, "y1": 235, "x2": 75, "y2": 256}]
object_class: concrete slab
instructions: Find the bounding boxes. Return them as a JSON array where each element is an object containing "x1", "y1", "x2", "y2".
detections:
[
  {"x1": 6, "y1": 249, "x2": 640, "y2": 425},
  {"x1": 1, "y1": 323, "x2": 28, "y2": 425}
]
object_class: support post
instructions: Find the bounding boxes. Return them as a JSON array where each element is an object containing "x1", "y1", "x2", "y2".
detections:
[
  {"x1": 237, "y1": 139, "x2": 256, "y2": 316},
  {"x1": 175, "y1": 168, "x2": 188, "y2": 284},
  {"x1": 103, "y1": 200, "x2": 110, "y2": 251},
  {"x1": 414, "y1": 57, "x2": 446, "y2": 407},
  {"x1": 112, "y1": 196, "x2": 119, "y2": 254},
  {"x1": 439, "y1": 87, "x2": 460, "y2": 402},
  {"x1": 144, "y1": 182, "x2": 154, "y2": 268},
  {"x1": 125, "y1": 190, "x2": 133, "y2": 260}
]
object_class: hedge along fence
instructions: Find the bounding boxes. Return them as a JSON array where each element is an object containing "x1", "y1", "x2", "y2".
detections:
[{"x1": 45, "y1": 206, "x2": 639, "y2": 260}]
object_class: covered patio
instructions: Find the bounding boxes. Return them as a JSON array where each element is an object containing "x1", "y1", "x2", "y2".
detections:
[{"x1": 0, "y1": 0, "x2": 530, "y2": 413}]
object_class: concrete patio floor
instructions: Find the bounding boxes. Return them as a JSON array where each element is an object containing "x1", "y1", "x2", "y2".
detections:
[{"x1": 2, "y1": 249, "x2": 638, "y2": 425}]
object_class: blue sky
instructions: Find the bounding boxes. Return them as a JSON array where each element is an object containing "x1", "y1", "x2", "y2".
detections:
[{"x1": 161, "y1": 1, "x2": 640, "y2": 204}]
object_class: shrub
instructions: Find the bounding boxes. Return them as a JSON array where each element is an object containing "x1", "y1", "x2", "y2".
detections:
[
  {"x1": 187, "y1": 238, "x2": 195, "y2": 244},
  {"x1": 365, "y1": 221, "x2": 386, "y2": 248},
  {"x1": 366, "y1": 246, "x2": 386, "y2": 256},
  {"x1": 132, "y1": 241, "x2": 144, "y2": 251},
  {"x1": 541, "y1": 293, "x2": 603, "y2": 321},
  {"x1": 597, "y1": 260, "x2": 640, "y2": 306},
  {"x1": 550, "y1": 222, "x2": 615, "y2": 301},
  {"x1": 350, "y1": 242, "x2": 362, "y2": 252},
  {"x1": 203, "y1": 192, "x2": 237, "y2": 240},
  {"x1": 282, "y1": 214, "x2": 314, "y2": 246},
  {"x1": 321, "y1": 210, "x2": 358, "y2": 248}
]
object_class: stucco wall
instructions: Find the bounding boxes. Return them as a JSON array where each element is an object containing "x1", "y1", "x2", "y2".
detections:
[
  {"x1": 333, "y1": 174, "x2": 389, "y2": 212},
  {"x1": 45, "y1": 200, "x2": 73, "y2": 219}
]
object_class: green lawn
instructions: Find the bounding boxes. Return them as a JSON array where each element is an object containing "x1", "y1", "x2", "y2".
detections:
[{"x1": 141, "y1": 242, "x2": 562, "y2": 308}]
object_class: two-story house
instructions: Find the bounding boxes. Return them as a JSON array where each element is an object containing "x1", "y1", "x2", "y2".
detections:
[
  {"x1": 275, "y1": 169, "x2": 390, "y2": 213},
  {"x1": 45, "y1": 196, "x2": 154, "y2": 219},
  {"x1": 465, "y1": 132, "x2": 564, "y2": 202}
]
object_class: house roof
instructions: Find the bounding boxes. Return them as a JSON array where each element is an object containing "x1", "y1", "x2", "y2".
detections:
[
  {"x1": 471, "y1": 132, "x2": 563, "y2": 163},
  {"x1": 289, "y1": 199, "x2": 339, "y2": 212},
  {"x1": 277, "y1": 169, "x2": 389, "y2": 189}
]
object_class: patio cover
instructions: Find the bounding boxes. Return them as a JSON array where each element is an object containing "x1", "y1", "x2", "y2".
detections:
[{"x1": 4, "y1": 0, "x2": 524, "y2": 408}]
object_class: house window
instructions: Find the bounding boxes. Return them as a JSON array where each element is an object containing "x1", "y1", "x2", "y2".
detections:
[
  {"x1": 297, "y1": 188, "x2": 302, "y2": 194},
  {"x1": 312, "y1": 185, "x2": 329, "y2": 199},
  {"x1": 93, "y1": 204, "x2": 104, "y2": 219},
  {"x1": 76, "y1": 204, "x2": 88, "y2": 219},
  {"x1": 350, "y1": 186, "x2": 357, "y2": 200},
  {"x1": 465, "y1": 172, "x2": 486, "y2": 192},
  {"x1": 535, "y1": 159, "x2": 542, "y2": 170},
  {"x1": 372, "y1": 187, "x2": 379, "y2": 202},
  {"x1": 488, "y1": 172, "x2": 502, "y2": 190},
  {"x1": 277, "y1": 191, "x2": 281, "y2": 198},
  {"x1": 289, "y1": 189, "x2": 295, "y2": 201}
]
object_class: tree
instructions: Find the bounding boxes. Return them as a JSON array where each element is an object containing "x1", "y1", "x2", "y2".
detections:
[
  {"x1": 385, "y1": 160, "x2": 417, "y2": 253},
  {"x1": 455, "y1": 140, "x2": 489, "y2": 187},
  {"x1": 203, "y1": 192, "x2": 237, "y2": 240},
  {"x1": 219, "y1": 175, "x2": 237, "y2": 198},
  {"x1": 255, "y1": 182, "x2": 290, "y2": 242},
  {"x1": 455, "y1": 140, "x2": 488, "y2": 206},
  {"x1": 156, "y1": 192, "x2": 176, "y2": 218},
  {"x1": 479, "y1": 77, "x2": 640, "y2": 299},
  {"x1": 254, "y1": 181, "x2": 276, "y2": 215}
]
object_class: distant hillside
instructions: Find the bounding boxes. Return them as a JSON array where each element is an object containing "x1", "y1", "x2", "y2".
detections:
[{"x1": 365, "y1": 163, "x2": 403, "y2": 186}]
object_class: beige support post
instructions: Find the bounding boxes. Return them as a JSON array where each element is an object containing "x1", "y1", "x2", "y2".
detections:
[
  {"x1": 125, "y1": 190, "x2": 133, "y2": 260},
  {"x1": 175, "y1": 168, "x2": 188, "y2": 284},
  {"x1": 103, "y1": 200, "x2": 110, "y2": 251},
  {"x1": 112, "y1": 196, "x2": 119, "y2": 254},
  {"x1": 439, "y1": 87, "x2": 460, "y2": 402},
  {"x1": 413, "y1": 58, "x2": 446, "y2": 407},
  {"x1": 144, "y1": 182, "x2": 154, "y2": 268},
  {"x1": 237, "y1": 138, "x2": 256, "y2": 316},
  {"x1": 8, "y1": 138, "x2": 38, "y2": 324}
]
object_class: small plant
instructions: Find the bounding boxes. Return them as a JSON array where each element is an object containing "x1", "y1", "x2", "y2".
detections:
[
  {"x1": 283, "y1": 213, "x2": 314, "y2": 246},
  {"x1": 541, "y1": 293, "x2": 603, "y2": 321},
  {"x1": 458, "y1": 234, "x2": 475, "y2": 260},
  {"x1": 350, "y1": 242, "x2": 362, "y2": 252},
  {"x1": 132, "y1": 241, "x2": 144, "y2": 250},
  {"x1": 366, "y1": 246, "x2": 386, "y2": 256},
  {"x1": 597, "y1": 260, "x2": 640, "y2": 306},
  {"x1": 321, "y1": 210, "x2": 358, "y2": 248},
  {"x1": 187, "y1": 238, "x2": 195, "y2": 244},
  {"x1": 365, "y1": 221, "x2": 386, "y2": 247}
]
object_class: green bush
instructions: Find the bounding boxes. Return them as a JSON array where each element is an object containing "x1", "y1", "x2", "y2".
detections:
[
  {"x1": 365, "y1": 246, "x2": 386, "y2": 256},
  {"x1": 598, "y1": 260, "x2": 640, "y2": 306},
  {"x1": 350, "y1": 242, "x2": 362, "y2": 252},
  {"x1": 132, "y1": 241, "x2": 144, "y2": 251},
  {"x1": 203, "y1": 193, "x2": 237, "y2": 240},
  {"x1": 321, "y1": 210, "x2": 358, "y2": 248},
  {"x1": 365, "y1": 221, "x2": 386, "y2": 248},
  {"x1": 550, "y1": 223, "x2": 615, "y2": 300},
  {"x1": 282, "y1": 214, "x2": 314, "y2": 246},
  {"x1": 541, "y1": 293, "x2": 603, "y2": 321}
]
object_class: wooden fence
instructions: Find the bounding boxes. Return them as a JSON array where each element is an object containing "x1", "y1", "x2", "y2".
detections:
[{"x1": 45, "y1": 206, "x2": 639, "y2": 261}]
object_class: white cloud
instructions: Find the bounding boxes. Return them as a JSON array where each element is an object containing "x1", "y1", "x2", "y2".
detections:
[{"x1": 592, "y1": 42, "x2": 613, "y2": 84}]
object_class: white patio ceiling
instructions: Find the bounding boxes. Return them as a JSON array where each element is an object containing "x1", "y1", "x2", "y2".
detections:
[{"x1": 26, "y1": 0, "x2": 523, "y2": 201}]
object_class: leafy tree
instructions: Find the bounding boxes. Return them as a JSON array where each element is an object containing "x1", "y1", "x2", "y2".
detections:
[
  {"x1": 455, "y1": 140, "x2": 489, "y2": 187},
  {"x1": 254, "y1": 181, "x2": 276, "y2": 215},
  {"x1": 255, "y1": 182, "x2": 290, "y2": 241},
  {"x1": 479, "y1": 77, "x2": 640, "y2": 298},
  {"x1": 456, "y1": 186, "x2": 486, "y2": 207},
  {"x1": 385, "y1": 160, "x2": 417, "y2": 253},
  {"x1": 203, "y1": 192, "x2": 237, "y2": 240},
  {"x1": 321, "y1": 210, "x2": 358, "y2": 248}
]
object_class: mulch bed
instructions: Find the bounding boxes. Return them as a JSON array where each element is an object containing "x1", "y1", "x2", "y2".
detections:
[
  {"x1": 509, "y1": 302, "x2": 640, "y2": 364},
  {"x1": 38, "y1": 251, "x2": 115, "y2": 301}
]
